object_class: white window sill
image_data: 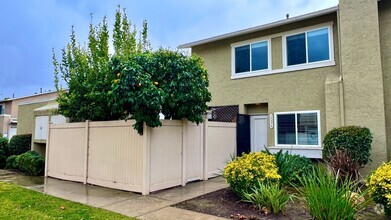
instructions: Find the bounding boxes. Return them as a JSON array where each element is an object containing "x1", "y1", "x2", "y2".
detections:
[
  {"x1": 267, "y1": 146, "x2": 323, "y2": 159},
  {"x1": 231, "y1": 60, "x2": 335, "y2": 80}
]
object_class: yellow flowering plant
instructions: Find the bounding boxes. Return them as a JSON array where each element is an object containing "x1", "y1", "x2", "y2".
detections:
[
  {"x1": 367, "y1": 161, "x2": 391, "y2": 216},
  {"x1": 223, "y1": 152, "x2": 281, "y2": 197}
]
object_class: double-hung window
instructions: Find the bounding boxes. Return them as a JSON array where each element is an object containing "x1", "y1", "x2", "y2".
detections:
[
  {"x1": 286, "y1": 27, "x2": 332, "y2": 66},
  {"x1": 275, "y1": 110, "x2": 320, "y2": 147},
  {"x1": 233, "y1": 40, "x2": 269, "y2": 74}
]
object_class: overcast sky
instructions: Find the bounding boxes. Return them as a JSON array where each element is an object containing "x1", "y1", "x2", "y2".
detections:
[{"x1": 0, "y1": 0, "x2": 338, "y2": 99}]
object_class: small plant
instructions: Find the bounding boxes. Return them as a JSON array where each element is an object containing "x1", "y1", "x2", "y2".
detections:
[
  {"x1": 223, "y1": 152, "x2": 280, "y2": 197},
  {"x1": 242, "y1": 180, "x2": 293, "y2": 214},
  {"x1": 297, "y1": 165, "x2": 367, "y2": 220},
  {"x1": 0, "y1": 137, "x2": 9, "y2": 168},
  {"x1": 8, "y1": 134, "x2": 32, "y2": 156},
  {"x1": 323, "y1": 126, "x2": 372, "y2": 166},
  {"x1": 328, "y1": 149, "x2": 360, "y2": 181},
  {"x1": 17, "y1": 151, "x2": 45, "y2": 176},
  {"x1": 268, "y1": 150, "x2": 313, "y2": 186},
  {"x1": 367, "y1": 161, "x2": 391, "y2": 216}
]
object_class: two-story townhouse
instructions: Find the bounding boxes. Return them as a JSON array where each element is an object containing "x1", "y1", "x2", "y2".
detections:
[{"x1": 179, "y1": 0, "x2": 390, "y2": 171}]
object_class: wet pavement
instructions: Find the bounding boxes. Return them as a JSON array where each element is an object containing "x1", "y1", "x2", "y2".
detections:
[{"x1": 0, "y1": 169, "x2": 228, "y2": 220}]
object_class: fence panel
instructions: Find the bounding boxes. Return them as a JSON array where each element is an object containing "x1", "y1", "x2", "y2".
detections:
[
  {"x1": 186, "y1": 122, "x2": 203, "y2": 182},
  {"x1": 207, "y1": 122, "x2": 236, "y2": 178},
  {"x1": 46, "y1": 119, "x2": 236, "y2": 194},
  {"x1": 87, "y1": 120, "x2": 144, "y2": 192},
  {"x1": 149, "y1": 120, "x2": 182, "y2": 192},
  {"x1": 46, "y1": 123, "x2": 86, "y2": 182}
]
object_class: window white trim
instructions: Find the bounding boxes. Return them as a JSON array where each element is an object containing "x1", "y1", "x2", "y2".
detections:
[
  {"x1": 231, "y1": 38, "x2": 271, "y2": 77},
  {"x1": 231, "y1": 22, "x2": 335, "y2": 80},
  {"x1": 282, "y1": 24, "x2": 334, "y2": 68},
  {"x1": 274, "y1": 110, "x2": 321, "y2": 148}
]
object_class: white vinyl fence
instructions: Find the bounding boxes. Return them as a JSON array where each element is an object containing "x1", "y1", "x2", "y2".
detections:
[{"x1": 46, "y1": 119, "x2": 236, "y2": 195}]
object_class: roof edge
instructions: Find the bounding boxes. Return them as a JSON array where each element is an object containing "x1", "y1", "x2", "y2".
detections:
[{"x1": 178, "y1": 6, "x2": 338, "y2": 49}]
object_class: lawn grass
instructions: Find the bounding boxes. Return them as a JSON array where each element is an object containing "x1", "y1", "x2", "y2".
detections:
[{"x1": 0, "y1": 181, "x2": 136, "y2": 220}]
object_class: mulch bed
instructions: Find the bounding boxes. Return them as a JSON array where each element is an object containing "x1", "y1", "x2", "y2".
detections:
[
  {"x1": 173, "y1": 187, "x2": 385, "y2": 220},
  {"x1": 172, "y1": 188, "x2": 310, "y2": 220}
]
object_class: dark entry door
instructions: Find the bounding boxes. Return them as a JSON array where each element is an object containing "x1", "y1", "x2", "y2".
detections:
[{"x1": 236, "y1": 114, "x2": 251, "y2": 156}]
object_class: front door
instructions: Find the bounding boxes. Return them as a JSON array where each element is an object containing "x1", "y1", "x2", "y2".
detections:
[{"x1": 250, "y1": 115, "x2": 268, "y2": 152}]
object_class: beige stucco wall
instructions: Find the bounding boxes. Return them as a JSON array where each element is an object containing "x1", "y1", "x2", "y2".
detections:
[
  {"x1": 4, "y1": 102, "x2": 12, "y2": 115},
  {"x1": 0, "y1": 116, "x2": 8, "y2": 136},
  {"x1": 339, "y1": 0, "x2": 387, "y2": 171},
  {"x1": 379, "y1": 0, "x2": 391, "y2": 161},
  {"x1": 17, "y1": 101, "x2": 54, "y2": 135},
  {"x1": 193, "y1": 13, "x2": 339, "y2": 147},
  {"x1": 271, "y1": 37, "x2": 282, "y2": 70}
]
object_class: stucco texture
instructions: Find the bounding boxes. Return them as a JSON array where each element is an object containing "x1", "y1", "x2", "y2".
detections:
[
  {"x1": 17, "y1": 101, "x2": 54, "y2": 135},
  {"x1": 379, "y1": 0, "x2": 391, "y2": 161},
  {"x1": 193, "y1": 14, "x2": 339, "y2": 147},
  {"x1": 339, "y1": 0, "x2": 387, "y2": 171}
]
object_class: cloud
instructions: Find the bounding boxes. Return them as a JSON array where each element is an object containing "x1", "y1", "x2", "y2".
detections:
[{"x1": 0, "y1": 0, "x2": 339, "y2": 99}]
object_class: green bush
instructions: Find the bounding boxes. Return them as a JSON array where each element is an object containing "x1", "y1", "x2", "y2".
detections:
[
  {"x1": 223, "y1": 152, "x2": 281, "y2": 197},
  {"x1": 9, "y1": 134, "x2": 32, "y2": 156},
  {"x1": 297, "y1": 165, "x2": 368, "y2": 220},
  {"x1": 323, "y1": 126, "x2": 372, "y2": 166},
  {"x1": 269, "y1": 150, "x2": 313, "y2": 186},
  {"x1": 17, "y1": 151, "x2": 44, "y2": 176},
  {"x1": 242, "y1": 180, "x2": 293, "y2": 214},
  {"x1": 5, "y1": 155, "x2": 20, "y2": 170},
  {"x1": 367, "y1": 161, "x2": 391, "y2": 216},
  {"x1": 0, "y1": 137, "x2": 9, "y2": 168}
]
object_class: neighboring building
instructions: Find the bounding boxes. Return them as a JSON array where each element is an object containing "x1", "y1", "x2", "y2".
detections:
[
  {"x1": 0, "y1": 91, "x2": 58, "y2": 139},
  {"x1": 179, "y1": 0, "x2": 390, "y2": 170}
]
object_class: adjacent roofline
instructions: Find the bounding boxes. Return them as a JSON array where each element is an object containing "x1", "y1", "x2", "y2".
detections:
[
  {"x1": 178, "y1": 6, "x2": 338, "y2": 49},
  {"x1": 18, "y1": 98, "x2": 57, "y2": 106},
  {"x1": 0, "y1": 90, "x2": 59, "y2": 103}
]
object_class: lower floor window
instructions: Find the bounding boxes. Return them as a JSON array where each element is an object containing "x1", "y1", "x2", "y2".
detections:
[{"x1": 275, "y1": 110, "x2": 320, "y2": 146}]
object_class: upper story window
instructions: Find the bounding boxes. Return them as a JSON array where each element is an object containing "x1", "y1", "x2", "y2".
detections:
[
  {"x1": 285, "y1": 27, "x2": 332, "y2": 66},
  {"x1": 274, "y1": 110, "x2": 321, "y2": 147},
  {"x1": 233, "y1": 40, "x2": 270, "y2": 74},
  {"x1": 231, "y1": 22, "x2": 335, "y2": 80},
  {"x1": 0, "y1": 105, "x2": 4, "y2": 115}
]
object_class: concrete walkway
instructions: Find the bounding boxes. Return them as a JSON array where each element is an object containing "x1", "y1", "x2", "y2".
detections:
[{"x1": 0, "y1": 170, "x2": 228, "y2": 220}]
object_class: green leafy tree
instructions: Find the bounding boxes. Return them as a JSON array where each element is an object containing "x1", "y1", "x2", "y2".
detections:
[
  {"x1": 111, "y1": 49, "x2": 211, "y2": 134},
  {"x1": 53, "y1": 6, "x2": 150, "y2": 122}
]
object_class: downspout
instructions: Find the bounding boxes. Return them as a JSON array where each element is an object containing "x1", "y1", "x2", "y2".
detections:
[{"x1": 337, "y1": 6, "x2": 346, "y2": 126}]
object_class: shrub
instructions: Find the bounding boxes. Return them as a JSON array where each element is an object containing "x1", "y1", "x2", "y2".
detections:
[
  {"x1": 323, "y1": 126, "x2": 372, "y2": 166},
  {"x1": 297, "y1": 165, "x2": 367, "y2": 220},
  {"x1": 9, "y1": 134, "x2": 32, "y2": 156},
  {"x1": 242, "y1": 180, "x2": 293, "y2": 214},
  {"x1": 5, "y1": 155, "x2": 20, "y2": 170},
  {"x1": 17, "y1": 151, "x2": 45, "y2": 176},
  {"x1": 223, "y1": 152, "x2": 281, "y2": 197},
  {"x1": 367, "y1": 161, "x2": 391, "y2": 216},
  {"x1": 0, "y1": 137, "x2": 9, "y2": 168},
  {"x1": 269, "y1": 150, "x2": 313, "y2": 186}
]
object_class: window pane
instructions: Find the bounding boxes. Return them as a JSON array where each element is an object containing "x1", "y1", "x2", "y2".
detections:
[
  {"x1": 297, "y1": 113, "x2": 318, "y2": 145},
  {"x1": 308, "y1": 28, "x2": 330, "y2": 63},
  {"x1": 251, "y1": 42, "x2": 268, "y2": 71},
  {"x1": 277, "y1": 114, "x2": 296, "y2": 145},
  {"x1": 287, "y1": 33, "x2": 306, "y2": 66},
  {"x1": 235, "y1": 45, "x2": 250, "y2": 73}
]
